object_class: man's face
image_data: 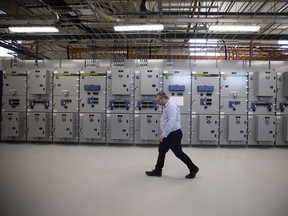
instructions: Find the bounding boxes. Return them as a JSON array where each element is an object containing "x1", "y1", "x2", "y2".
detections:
[{"x1": 156, "y1": 96, "x2": 165, "y2": 106}]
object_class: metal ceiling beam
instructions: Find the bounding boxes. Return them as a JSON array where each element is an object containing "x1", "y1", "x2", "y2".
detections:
[
  {"x1": 121, "y1": 17, "x2": 288, "y2": 24},
  {"x1": 160, "y1": 6, "x2": 218, "y2": 9},
  {"x1": 1, "y1": 32, "x2": 287, "y2": 41},
  {"x1": 5, "y1": 39, "x2": 285, "y2": 47},
  {"x1": 0, "y1": 19, "x2": 56, "y2": 26},
  {"x1": 100, "y1": 10, "x2": 288, "y2": 17},
  {"x1": 1, "y1": 16, "x2": 287, "y2": 27}
]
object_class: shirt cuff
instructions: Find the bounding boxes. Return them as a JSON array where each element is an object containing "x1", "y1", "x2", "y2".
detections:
[{"x1": 161, "y1": 132, "x2": 168, "y2": 137}]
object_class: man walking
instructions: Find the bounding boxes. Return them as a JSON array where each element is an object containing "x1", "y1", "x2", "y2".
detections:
[{"x1": 146, "y1": 92, "x2": 199, "y2": 179}]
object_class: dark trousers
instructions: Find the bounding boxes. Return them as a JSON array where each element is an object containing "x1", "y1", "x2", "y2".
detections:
[{"x1": 155, "y1": 129, "x2": 198, "y2": 173}]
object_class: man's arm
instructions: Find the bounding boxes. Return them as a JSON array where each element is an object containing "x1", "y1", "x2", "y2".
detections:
[{"x1": 161, "y1": 105, "x2": 178, "y2": 138}]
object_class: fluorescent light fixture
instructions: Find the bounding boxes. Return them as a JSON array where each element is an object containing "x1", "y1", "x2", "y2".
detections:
[
  {"x1": 189, "y1": 39, "x2": 219, "y2": 45},
  {"x1": 278, "y1": 40, "x2": 288, "y2": 48},
  {"x1": 0, "y1": 47, "x2": 14, "y2": 57},
  {"x1": 114, "y1": 24, "x2": 164, "y2": 32},
  {"x1": 189, "y1": 48, "x2": 203, "y2": 52},
  {"x1": 0, "y1": 9, "x2": 6, "y2": 14},
  {"x1": 189, "y1": 52, "x2": 221, "y2": 56},
  {"x1": 8, "y1": 26, "x2": 59, "y2": 33},
  {"x1": 209, "y1": 25, "x2": 260, "y2": 32},
  {"x1": 189, "y1": 39, "x2": 207, "y2": 44}
]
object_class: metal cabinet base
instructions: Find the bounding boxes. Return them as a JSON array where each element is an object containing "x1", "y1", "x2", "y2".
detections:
[
  {"x1": 220, "y1": 115, "x2": 247, "y2": 146},
  {"x1": 79, "y1": 113, "x2": 106, "y2": 143}
]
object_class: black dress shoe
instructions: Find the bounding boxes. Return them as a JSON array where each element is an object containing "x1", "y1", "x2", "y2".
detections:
[
  {"x1": 186, "y1": 167, "x2": 199, "y2": 179},
  {"x1": 145, "y1": 170, "x2": 162, "y2": 177}
]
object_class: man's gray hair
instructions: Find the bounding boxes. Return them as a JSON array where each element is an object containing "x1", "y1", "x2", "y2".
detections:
[{"x1": 156, "y1": 92, "x2": 169, "y2": 99}]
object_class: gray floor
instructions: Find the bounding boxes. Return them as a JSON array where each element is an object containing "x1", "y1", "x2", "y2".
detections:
[{"x1": 0, "y1": 144, "x2": 288, "y2": 216}]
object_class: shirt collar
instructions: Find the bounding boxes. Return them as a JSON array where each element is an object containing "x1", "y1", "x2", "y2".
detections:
[{"x1": 163, "y1": 100, "x2": 170, "y2": 108}]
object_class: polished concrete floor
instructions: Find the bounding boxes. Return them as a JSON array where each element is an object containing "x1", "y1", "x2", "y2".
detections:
[{"x1": 0, "y1": 143, "x2": 288, "y2": 216}]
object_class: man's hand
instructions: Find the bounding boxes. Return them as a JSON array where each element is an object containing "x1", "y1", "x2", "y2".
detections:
[{"x1": 159, "y1": 134, "x2": 164, "y2": 142}]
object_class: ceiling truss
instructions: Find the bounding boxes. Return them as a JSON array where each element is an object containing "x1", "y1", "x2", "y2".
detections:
[{"x1": 0, "y1": 0, "x2": 287, "y2": 60}]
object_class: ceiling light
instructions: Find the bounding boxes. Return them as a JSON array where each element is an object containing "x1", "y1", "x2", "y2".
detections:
[
  {"x1": 114, "y1": 24, "x2": 164, "y2": 32},
  {"x1": 209, "y1": 25, "x2": 260, "y2": 32},
  {"x1": 189, "y1": 39, "x2": 219, "y2": 47},
  {"x1": 189, "y1": 52, "x2": 221, "y2": 56},
  {"x1": 189, "y1": 39, "x2": 207, "y2": 44},
  {"x1": 278, "y1": 40, "x2": 288, "y2": 48},
  {"x1": 0, "y1": 9, "x2": 6, "y2": 14},
  {"x1": 8, "y1": 26, "x2": 59, "y2": 33},
  {"x1": 189, "y1": 48, "x2": 203, "y2": 52},
  {"x1": 0, "y1": 47, "x2": 14, "y2": 57}
]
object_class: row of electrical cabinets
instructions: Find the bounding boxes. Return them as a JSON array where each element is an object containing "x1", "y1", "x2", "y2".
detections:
[
  {"x1": 2, "y1": 111, "x2": 287, "y2": 146},
  {"x1": 3, "y1": 68, "x2": 288, "y2": 115},
  {"x1": 3, "y1": 95, "x2": 285, "y2": 114}
]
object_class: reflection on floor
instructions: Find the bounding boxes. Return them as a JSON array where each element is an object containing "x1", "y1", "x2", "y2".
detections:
[{"x1": 0, "y1": 143, "x2": 288, "y2": 216}]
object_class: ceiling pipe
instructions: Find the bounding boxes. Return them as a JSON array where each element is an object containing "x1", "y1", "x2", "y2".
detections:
[
  {"x1": 68, "y1": 46, "x2": 288, "y2": 55},
  {"x1": 222, "y1": 40, "x2": 228, "y2": 60},
  {"x1": 3, "y1": 32, "x2": 286, "y2": 41},
  {"x1": 35, "y1": 41, "x2": 39, "y2": 67},
  {"x1": 38, "y1": 0, "x2": 59, "y2": 22},
  {"x1": 89, "y1": 54, "x2": 288, "y2": 61},
  {"x1": 113, "y1": 11, "x2": 288, "y2": 17},
  {"x1": 186, "y1": 0, "x2": 199, "y2": 33},
  {"x1": 0, "y1": 16, "x2": 57, "y2": 26},
  {"x1": 158, "y1": 0, "x2": 163, "y2": 17},
  {"x1": 10, "y1": 39, "x2": 286, "y2": 47},
  {"x1": 140, "y1": 0, "x2": 148, "y2": 13},
  {"x1": 118, "y1": 17, "x2": 288, "y2": 24}
]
